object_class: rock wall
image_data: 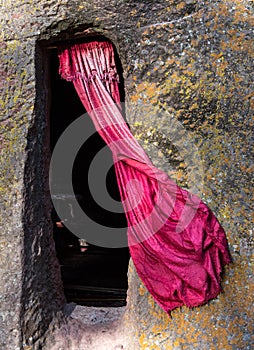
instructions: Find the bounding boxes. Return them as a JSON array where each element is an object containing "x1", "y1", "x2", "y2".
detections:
[{"x1": 0, "y1": 1, "x2": 253, "y2": 349}]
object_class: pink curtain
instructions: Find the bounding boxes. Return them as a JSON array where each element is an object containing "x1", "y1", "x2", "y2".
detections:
[{"x1": 58, "y1": 41, "x2": 231, "y2": 313}]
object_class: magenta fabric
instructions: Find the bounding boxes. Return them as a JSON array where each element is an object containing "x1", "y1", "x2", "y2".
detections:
[{"x1": 58, "y1": 41, "x2": 231, "y2": 313}]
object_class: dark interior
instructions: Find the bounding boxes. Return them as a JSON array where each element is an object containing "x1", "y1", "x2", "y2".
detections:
[{"x1": 49, "y1": 45, "x2": 130, "y2": 307}]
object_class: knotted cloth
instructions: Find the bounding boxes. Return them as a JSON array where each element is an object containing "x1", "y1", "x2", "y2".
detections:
[{"x1": 58, "y1": 41, "x2": 231, "y2": 313}]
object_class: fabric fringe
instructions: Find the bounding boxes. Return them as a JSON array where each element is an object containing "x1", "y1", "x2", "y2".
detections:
[{"x1": 60, "y1": 70, "x2": 120, "y2": 83}]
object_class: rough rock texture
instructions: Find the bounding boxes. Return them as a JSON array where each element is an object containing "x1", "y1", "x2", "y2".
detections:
[
  {"x1": 43, "y1": 304, "x2": 127, "y2": 350},
  {"x1": 0, "y1": 0, "x2": 253, "y2": 349}
]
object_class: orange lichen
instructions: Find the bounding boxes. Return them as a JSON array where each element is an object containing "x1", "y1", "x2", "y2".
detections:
[{"x1": 127, "y1": 1, "x2": 253, "y2": 348}]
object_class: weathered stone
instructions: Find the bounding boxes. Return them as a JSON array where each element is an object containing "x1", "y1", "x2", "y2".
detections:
[{"x1": 0, "y1": 0, "x2": 253, "y2": 349}]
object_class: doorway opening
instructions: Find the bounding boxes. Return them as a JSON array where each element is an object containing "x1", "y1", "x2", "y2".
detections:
[{"x1": 49, "y1": 43, "x2": 130, "y2": 307}]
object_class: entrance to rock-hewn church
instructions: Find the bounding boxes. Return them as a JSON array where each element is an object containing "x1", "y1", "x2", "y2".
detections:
[{"x1": 49, "y1": 46, "x2": 130, "y2": 307}]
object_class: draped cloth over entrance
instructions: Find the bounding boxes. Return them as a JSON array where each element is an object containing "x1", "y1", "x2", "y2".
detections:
[{"x1": 58, "y1": 41, "x2": 231, "y2": 313}]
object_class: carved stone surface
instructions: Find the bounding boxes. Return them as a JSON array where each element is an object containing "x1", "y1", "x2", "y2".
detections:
[{"x1": 0, "y1": 1, "x2": 253, "y2": 349}]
